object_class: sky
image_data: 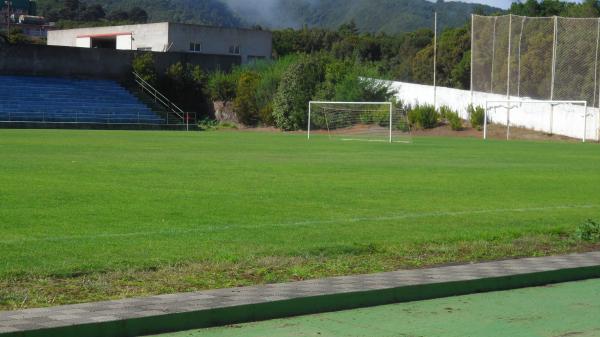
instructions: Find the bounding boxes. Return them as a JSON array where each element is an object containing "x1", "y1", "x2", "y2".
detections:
[{"x1": 447, "y1": 0, "x2": 582, "y2": 10}]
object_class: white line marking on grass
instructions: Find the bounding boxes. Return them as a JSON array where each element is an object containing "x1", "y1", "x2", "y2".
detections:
[{"x1": 2, "y1": 204, "x2": 598, "y2": 244}]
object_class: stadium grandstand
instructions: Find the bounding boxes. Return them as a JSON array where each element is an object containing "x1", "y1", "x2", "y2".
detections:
[{"x1": 0, "y1": 75, "x2": 190, "y2": 129}]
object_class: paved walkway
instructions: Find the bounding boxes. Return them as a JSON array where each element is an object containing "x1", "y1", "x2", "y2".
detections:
[
  {"x1": 158, "y1": 278, "x2": 600, "y2": 337},
  {"x1": 1, "y1": 251, "x2": 599, "y2": 337}
]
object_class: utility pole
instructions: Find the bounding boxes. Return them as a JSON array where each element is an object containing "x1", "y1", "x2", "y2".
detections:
[
  {"x1": 433, "y1": 11, "x2": 437, "y2": 109},
  {"x1": 4, "y1": 0, "x2": 11, "y2": 37}
]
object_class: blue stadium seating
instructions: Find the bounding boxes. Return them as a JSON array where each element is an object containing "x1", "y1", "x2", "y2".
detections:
[{"x1": 0, "y1": 75, "x2": 165, "y2": 125}]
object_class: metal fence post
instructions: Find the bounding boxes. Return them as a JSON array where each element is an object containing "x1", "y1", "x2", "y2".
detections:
[{"x1": 470, "y1": 14, "x2": 474, "y2": 104}]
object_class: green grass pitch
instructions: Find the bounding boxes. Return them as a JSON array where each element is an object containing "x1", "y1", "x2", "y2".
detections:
[{"x1": 1, "y1": 129, "x2": 599, "y2": 309}]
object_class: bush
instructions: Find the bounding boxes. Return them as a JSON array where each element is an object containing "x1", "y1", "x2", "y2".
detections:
[
  {"x1": 246, "y1": 55, "x2": 299, "y2": 126},
  {"x1": 272, "y1": 55, "x2": 325, "y2": 130},
  {"x1": 408, "y1": 104, "x2": 439, "y2": 129},
  {"x1": 439, "y1": 106, "x2": 462, "y2": 131},
  {"x1": 234, "y1": 71, "x2": 261, "y2": 126},
  {"x1": 439, "y1": 105, "x2": 453, "y2": 119},
  {"x1": 208, "y1": 70, "x2": 238, "y2": 102},
  {"x1": 574, "y1": 219, "x2": 600, "y2": 242},
  {"x1": 468, "y1": 104, "x2": 485, "y2": 130},
  {"x1": 446, "y1": 111, "x2": 463, "y2": 131},
  {"x1": 132, "y1": 53, "x2": 157, "y2": 86},
  {"x1": 162, "y1": 62, "x2": 210, "y2": 117}
]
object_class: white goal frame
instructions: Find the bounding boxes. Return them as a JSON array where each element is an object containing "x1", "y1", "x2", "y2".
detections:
[
  {"x1": 484, "y1": 100, "x2": 589, "y2": 142},
  {"x1": 308, "y1": 101, "x2": 394, "y2": 143}
]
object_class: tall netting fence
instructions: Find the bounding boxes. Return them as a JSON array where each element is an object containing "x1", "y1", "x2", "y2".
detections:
[{"x1": 472, "y1": 14, "x2": 600, "y2": 106}]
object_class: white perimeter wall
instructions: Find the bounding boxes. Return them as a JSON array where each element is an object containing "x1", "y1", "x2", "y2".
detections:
[{"x1": 387, "y1": 80, "x2": 600, "y2": 141}]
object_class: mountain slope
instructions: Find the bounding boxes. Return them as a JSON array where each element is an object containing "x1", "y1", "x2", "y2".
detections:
[
  {"x1": 37, "y1": 0, "x2": 501, "y2": 33},
  {"x1": 226, "y1": 0, "x2": 500, "y2": 33}
]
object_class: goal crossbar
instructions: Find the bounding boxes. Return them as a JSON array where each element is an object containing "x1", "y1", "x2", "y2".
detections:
[
  {"x1": 308, "y1": 101, "x2": 394, "y2": 143},
  {"x1": 484, "y1": 100, "x2": 589, "y2": 142}
]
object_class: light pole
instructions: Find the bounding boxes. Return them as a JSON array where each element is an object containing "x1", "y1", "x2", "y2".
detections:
[{"x1": 4, "y1": 0, "x2": 11, "y2": 37}]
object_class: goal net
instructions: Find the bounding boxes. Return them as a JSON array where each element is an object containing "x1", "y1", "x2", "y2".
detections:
[
  {"x1": 307, "y1": 101, "x2": 411, "y2": 143},
  {"x1": 484, "y1": 100, "x2": 591, "y2": 142}
]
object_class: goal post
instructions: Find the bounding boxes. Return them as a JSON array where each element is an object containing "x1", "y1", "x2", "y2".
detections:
[
  {"x1": 484, "y1": 100, "x2": 589, "y2": 142},
  {"x1": 307, "y1": 101, "x2": 410, "y2": 143}
]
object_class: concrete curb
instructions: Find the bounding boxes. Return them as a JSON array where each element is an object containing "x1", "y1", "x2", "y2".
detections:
[{"x1": 1, "y1": 252, "x2": 599, "y2": 337}]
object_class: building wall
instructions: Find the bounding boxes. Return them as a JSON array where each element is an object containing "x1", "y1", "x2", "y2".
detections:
[
  {"x1": 167, "y1": 23, "x2": 272, "y2": 63},
  {"x1": 387, "y1": 80, "x2": 600, "y2": 141},
  {"x1": 47, "y1": 23, "x2": 170, "y2": 51},
  {"x1": 46, "y1": 22, "x2": 272, "y2": 63}
]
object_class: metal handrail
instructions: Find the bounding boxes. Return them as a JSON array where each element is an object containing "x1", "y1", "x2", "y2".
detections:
[{"x1": 132, "y1": 72, "x2": 185, "y2": 123}]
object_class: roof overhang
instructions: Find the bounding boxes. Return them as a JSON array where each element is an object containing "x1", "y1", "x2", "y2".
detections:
[{"x1": 76, "y1": 32, "x2": 132, "y2": 38}]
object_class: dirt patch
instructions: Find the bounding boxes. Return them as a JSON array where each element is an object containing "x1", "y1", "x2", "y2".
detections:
[
  {"x1": 221, "y1": 122, "x2": 585, "y2": 143},
  {"x1": 411, "y1": 123, "x2": 582, "y2": 142}
]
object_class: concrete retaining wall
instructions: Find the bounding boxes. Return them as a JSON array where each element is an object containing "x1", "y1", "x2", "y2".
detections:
[
  {"x1": 0, "y1": 44, "x2": 240, "y2": 80},
  {"x1": 388, "y1": 80, "x2": 600, "y2": 141}
]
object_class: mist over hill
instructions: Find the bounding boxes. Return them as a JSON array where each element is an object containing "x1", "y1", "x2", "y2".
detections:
[
  {"x1": 37, "y1": 0, "x2": 500, "y2": 33},
  {"x1": 222, "y1": 0, "x2": 500, "y2": 33}
]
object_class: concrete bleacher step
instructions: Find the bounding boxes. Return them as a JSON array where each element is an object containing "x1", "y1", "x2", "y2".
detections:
[{"x1": 0, "y1": 75, "x2": 169, "y2": 129}]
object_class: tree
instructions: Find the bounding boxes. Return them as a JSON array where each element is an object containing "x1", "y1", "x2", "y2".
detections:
[
  {"x1": 208, "y1": 71, "x2": 238, "y2": 102},
  {"x1": 234, "y1": 71, "x2": 261, "y2": 125},
  {"x1": 63, "y1": 0, "x2": 80, "y2": 12},
  {"x1": 132, "y1": 53, "x2": 157, "y2": 86},
  {"x1": 80, "y1": 4, "x2": 105, "y2": 21},
  {"x1": 339, "y1": 20, "x2": 359, "y2": 37},
  {"x1": 272, "y1": 56, "x2": 325, "y2": 130},
  {"x1": 163, "y1": 63, "x2": 210, "y2": 116},
  {"x1": 129, "y1": 7, "x2": 148, "y2": 23},
  {"x1": 107, "y1": 10, "x2": 129, "y2": 22}
]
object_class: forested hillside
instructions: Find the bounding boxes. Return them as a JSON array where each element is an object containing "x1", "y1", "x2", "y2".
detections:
[
  {"x1": 36, "y1": 0, "x2": 499, "y2": 33},
  {"x1": 224, "y1": 0, "x2": 498, "y2": 33}
]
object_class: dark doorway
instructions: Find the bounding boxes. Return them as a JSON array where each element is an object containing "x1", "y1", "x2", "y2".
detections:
[{"x1": 91, "y1": 37, "x2": 117, "y2": 49}]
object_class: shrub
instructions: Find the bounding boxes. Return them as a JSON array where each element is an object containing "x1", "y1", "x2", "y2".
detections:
[
  {"x1": 234, "y1": 71, "x2": 261, "y2": 126},
  {"x1": 468, "y1": 104, "x2": 485, "y2": 130},
  {"x1": 439, "y1": 106, "x2": 463, "y2": 131},
  {"x1": 446, "y1": 111, "x2": 463, "y2": 131},
  {"x1": 208, "y1": 70, "x2": 238, "y2": 102},
  {"x1": 408, "y1": 104, "x2": 439, "y2": 129},
  {"x1": 246, "y1": 55, "x2": 299, "y2": 125},
  {"x1": 272, "y1": 55, "x2": 325, "y2": 130},
  {"x1": 132, "y1": 53, "x2": 157, "y2": 86},
  {"x1": 574, "y1": 219, "x2": 600, "y2": 242},
  {"x1": 439, "y1": 105, "x2": 453, "y2": 119},
  {"x1": 162, "y1": 62, "x2": 210, "y2": 117}
]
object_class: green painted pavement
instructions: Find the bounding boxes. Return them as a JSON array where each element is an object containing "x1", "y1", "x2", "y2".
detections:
[{"x1": 158, "y1": 279, "x2": 600, "y2": 337}]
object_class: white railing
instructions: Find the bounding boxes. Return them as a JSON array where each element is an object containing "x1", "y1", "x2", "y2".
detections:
[
  {"x1": 2, "y1": 111, "x2": 163, "y2": 124},
  {"x1": 132, "y1": 71, "x2": 187, "y2": 127}
]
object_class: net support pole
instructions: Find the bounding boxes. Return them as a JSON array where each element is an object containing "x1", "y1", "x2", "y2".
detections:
[
  {"x1": 506, "y1": 14, "x2": 512, "y2": 100},
  {"x1": 433, "y1": 12, "x2": 437, "y2": 110},
  {"x1": 517, "y1": 17, "x2": 525, "y2": 98},
  {"x1": 389, "y1": 103, "x2": 393, "y2": 143},
  {"x1": 506, "y1": 15, "x2": 512, "y2": 140},
  {"x1": 484, "y1": 101, "x2": 488, "y2": 140},
  {"x1": 307, "y1": 102, "x2": 312, "y2": 140},
  {"x1": 584, "y1": 102, "x2": 588, "y2": 143},
  {"x1": 490, "y1": 16, "x2": 497, "y2": 93},
  {"x1": 550, "y1": 16, "x2": 558, "y2": 135},
  {"x1": 593, "y1": 18, "x2": 600, "y2": 109},
  {"x1": 470, "y1": 14, "x2": 474, "y2": 105}
]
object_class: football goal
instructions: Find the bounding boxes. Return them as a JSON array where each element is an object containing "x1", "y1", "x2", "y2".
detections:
[
  {"x1": 484, "y1": 100, "x2": 590, "y2": 142},
  {"x1": 307, "y1": 101, "x2": 411, "y2": 143}
]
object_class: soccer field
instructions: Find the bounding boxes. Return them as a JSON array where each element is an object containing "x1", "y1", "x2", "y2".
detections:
[{"x1": 1, "y1": 129, "x2": 599, "y2": 309}]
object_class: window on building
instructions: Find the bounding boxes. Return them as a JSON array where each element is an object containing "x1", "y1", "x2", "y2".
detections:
[
  {"x1": 189, "y1": 42, "x2": 202, "y2": 53},
  {"x1": 229, "y1": 45, "x2": 240, "y2": 55}
]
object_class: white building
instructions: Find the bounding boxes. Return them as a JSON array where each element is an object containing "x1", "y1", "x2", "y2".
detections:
[{"x1": 47, "y1": 22, "x2": 272, "y2": 64}]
